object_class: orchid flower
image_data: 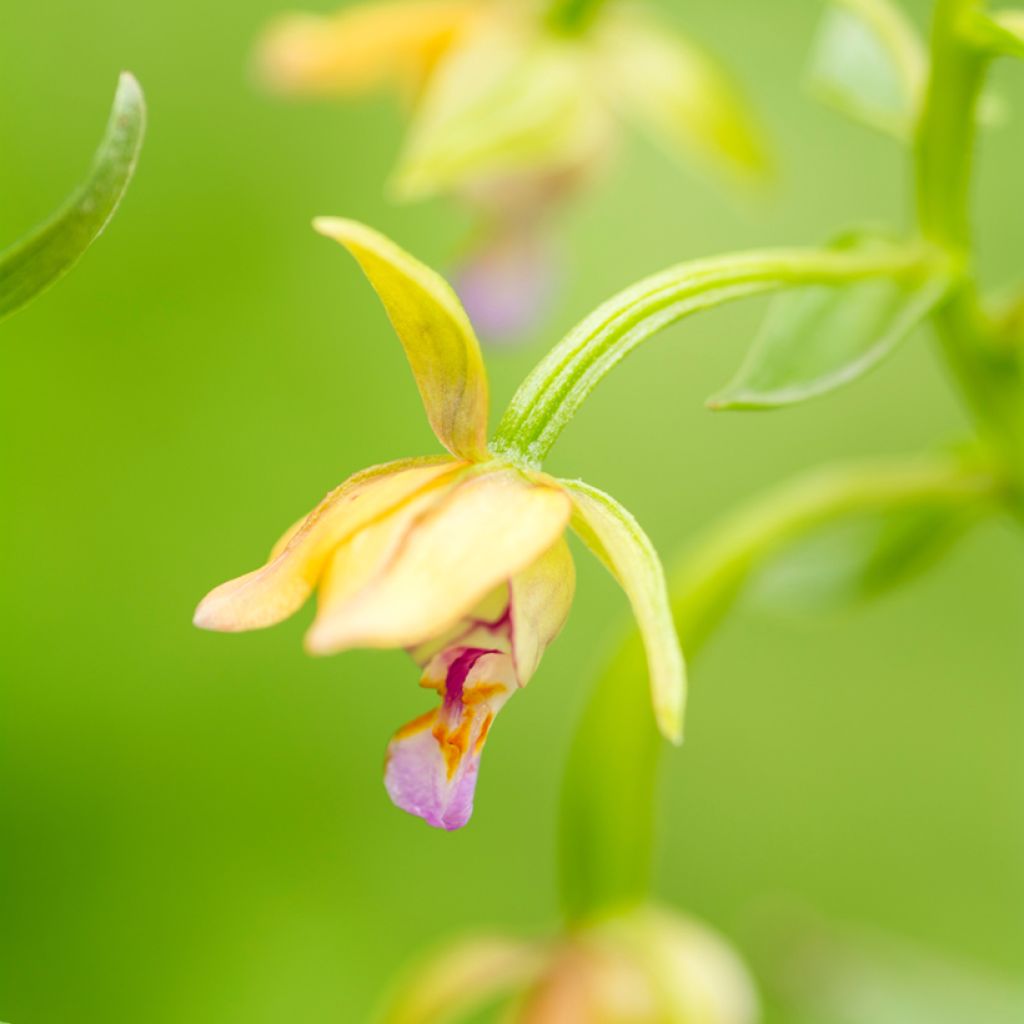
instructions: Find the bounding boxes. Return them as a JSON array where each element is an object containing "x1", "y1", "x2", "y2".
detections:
[
  {"x1": 255, "y1": 0, "x2": 766, "y2": 337},
  {"x1": 381, "y1": 904, "x2": 759, "y2": 1023},
  {"x1": 194, "y1": 219, "x2": 684, "y2": 830}
]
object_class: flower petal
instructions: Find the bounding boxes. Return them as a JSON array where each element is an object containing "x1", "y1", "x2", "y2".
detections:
[
  {"x1": 385, "y1": 648, "x2": 516, "y2": 830},
  {"x1": 599, "y1": 13, "x2": 768, "y2": 182},
  {"x1": 255, "y1": 0, "x2": 475, "y2": 96},
  {"x1": 314, "y1": 218, "x2": 490, "y2": 460},
  {"x1": 193, "y1": 456, "x2": 461, "y2": 632},
  {"x1": 454, "y1": 223, "x2": 558, "y2": 341},
  {"x1": 381, "y1": 934, "x2": 544, "y2": 1024},
  {"x1": 562, "y1": 480, "x2": 686, "y2": 743},
  {"x1": 307, "y1": 469, "x2": 571, "y2": 653},
  {"x1": 393, "y1": 19, "x2": 612, "y2": 200},
  {"x1": 509, "y1": 537, "x2": 575, "y2": 685}
]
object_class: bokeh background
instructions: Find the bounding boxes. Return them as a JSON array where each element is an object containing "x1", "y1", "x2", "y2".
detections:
[{"x1": 2, "y1": 0, "x2": 1022, "y2": 1021}]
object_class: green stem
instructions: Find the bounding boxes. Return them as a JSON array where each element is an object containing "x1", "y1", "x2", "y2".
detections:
[
  {"x1": 915, "y1": 0, "x2": 1024, "y2": 502},
  {"x1": 493, "y1": 244, "x2": 936, "y2": 469},
  {"x1": 557, "y1": 454, "x2": 995, "y2": 923},
  {"x1": 545, "y1": 0, "x2": 608, "y2": 34}
]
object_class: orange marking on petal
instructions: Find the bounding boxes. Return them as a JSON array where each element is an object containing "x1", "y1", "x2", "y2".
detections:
[
  {"x1": 463, "y1": 682, "x2": 506, "y2": 705},
  {"x1": 474, "y1": 712, "x2": 494, "y2": 754},
  {"x1": 440, "y1": 737, "x2": 463, "y2": 779},
  {"x1": 394, "y1": 709, "x2": 436, "y2": 740},
  {"x1": 419, "y1": 673, "x2": 444, "y2": 693}
]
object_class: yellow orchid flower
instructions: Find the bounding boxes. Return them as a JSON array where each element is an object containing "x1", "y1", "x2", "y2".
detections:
[
  {"x1": 258, "y1": 0, "x2": 765, "y2": 193},
  {"x1": 255, "y1": 0, "x2": 767, "y2": 337},
  {"x1": 256, "y1": 0, "x2": 480, "y2": 99},
  {"x1": 194, "y1": 219, "x2": 684, "y2": 830},
  {"x1": 381, "y1": 904, "x2": 758, "y2": 1023}
]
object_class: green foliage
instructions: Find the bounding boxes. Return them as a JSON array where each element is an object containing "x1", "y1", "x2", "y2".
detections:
[
  {"x1": 0, "y1": 73, "x2": 145, "y2": 324},
  {"x1": 493, "y1": 241, "x2": 929, "y2": 466},
  {"x1": 750, "y1": 500, "x2": 979, "y2": 613},
  {"x1": 965, "y1": 8, "x2": 1024, "y2": 60},
  {"x1": 709, "y1": 243, "x2": 950, "y2": 410},
  {"x1": 807, "y1": 0, "x2": 924, "y2": 141}
]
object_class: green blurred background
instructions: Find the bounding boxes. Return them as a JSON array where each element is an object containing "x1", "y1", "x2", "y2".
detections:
[{"x1": 1, "y1": 0, "x2": 1022, "y2": 1020}]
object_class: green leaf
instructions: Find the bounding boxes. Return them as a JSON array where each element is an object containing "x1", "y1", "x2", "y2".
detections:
[
  {"x1": 666, "y1": 455, "x2": 993, "y2": 653},
  {"x1": 559, "y1": 628, "x2": 661, "y2": 922},
  {"x1": 750, "y1": 501, "x2": 978, "y2": 614},
  {"x1": 709, "y1": 250, "x2": 949, "y2": 410},
  {"x1": 965, "y1": 9, "x2": 1024, "y2": 61},
  {"x1": 0, "y1": 73, "x2": 146, "y2": 324},
  {"x1": 807, "y1": 0, "x2": 925, "y2": 141},
  {"x1": 493, "y1": 241, "x2": 932, "y2": 466}
]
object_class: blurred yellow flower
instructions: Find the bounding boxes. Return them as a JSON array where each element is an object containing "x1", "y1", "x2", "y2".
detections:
[
  {"x1": 194, "y1": 219, "x2": 685, "y2": 829},
  {"x1": 382, "y1": 904, "x2": 759, "y2": 1023},
  {"x1": 255, "y1": 0, "x2": 767, "y2": 337}
]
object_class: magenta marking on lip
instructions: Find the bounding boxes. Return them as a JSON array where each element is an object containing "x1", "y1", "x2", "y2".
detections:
[{"x1": 442, "y1": 647, "x2": 498, "y2": 710}]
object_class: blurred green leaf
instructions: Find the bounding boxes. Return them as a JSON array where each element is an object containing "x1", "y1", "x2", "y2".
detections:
[
  {"x1": 0, "y1": 73, "x2": 145, "y2": 324},
  {"x1": 769, "y1": 917, "x2": 1024, "y2": 1024},
  {"x1": 807, "y1": 0, "x2": 924, "y2": 141},
  {"x1": 966, "y1": 8, "x2": 1024, "y2": 61},
  {"x1": 600, "y1": 12, "x2": 768, "y2": 182},
  {"x1": 750, "y1": 500, "x2": 979, "y2": 614},
  {"x1": 666, "y1": 455, "x2": 994, "y2": 651},
  {"x1": 709, "y1": 249, "x2": 949, "y2": 410}
]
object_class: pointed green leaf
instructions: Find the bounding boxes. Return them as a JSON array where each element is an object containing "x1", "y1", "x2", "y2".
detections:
[
  {"x1": 667, "y1": 455, "x2": 993, "y2": 653},
  {"x1": 0, "y1": 73, "x2": 145, "y2": 324},
  {"x1": 600, "y1": 13, "x2": 768, "y2": 181},
  {"x1": 751, "y1": 501, "x2": 978, "y2": 613},
  {"x1": 563, "y1": 479, "x2": 686, "y2": 744},
  {"x1": 807, "y1": 0, "x2": 925, "y2": 141},
  {"x1": 709, "y1": 251, "x2": 949, "y2": 410}
]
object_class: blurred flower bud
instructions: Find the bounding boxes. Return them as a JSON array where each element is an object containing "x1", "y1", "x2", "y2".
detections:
[
  {"x1": 380, "y1": 905, "x2": 758, "y2": 1023},
  {"x1": 520, "y1": 906, "x2": 759, "y2": 1024}
]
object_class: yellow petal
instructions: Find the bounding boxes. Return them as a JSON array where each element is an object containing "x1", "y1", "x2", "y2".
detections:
[
  {"x1": 563, "y1": 480, "x2": 686, "y2": 744},
  {"x1": 314, "y1": 218, "x2": 490, "y2": 461},
  {"x1": 510, "y1": 537, "x2": 575, "y2": 685},
  {"x1": 598, "y1": 13, "x2": 768, "y2": 182},
  {"x1": 193, "y1": 456, "x2": 462, "y2": 632},
  {"x1": 306, "y1": 468, "x2": 571, "y2": 653},
  {"x1": 256, "y1": 0, "x2": 477, "y2": 96}
]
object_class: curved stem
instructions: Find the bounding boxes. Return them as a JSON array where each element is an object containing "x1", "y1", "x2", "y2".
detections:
[
  {"x1": 557, "y1": 453, "x2": 996, "y2": 924},
  {"x1": 493, "y1": 244, "x2": 936, "y2": 469},
  {"x1": 915, "y1": 0, "x2": 1024, "y2": 503}
]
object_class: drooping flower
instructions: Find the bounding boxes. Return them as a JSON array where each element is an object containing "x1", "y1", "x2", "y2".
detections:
[
  {"x1": 194, "y1": 219, "x2": 684, "y2": 829},
  {"x1": 254, "y1": 0, "x2": 767, "y2": 338},
  {"x1": 381, "y1": 904, "x2": 759, "y2": 1023}
]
